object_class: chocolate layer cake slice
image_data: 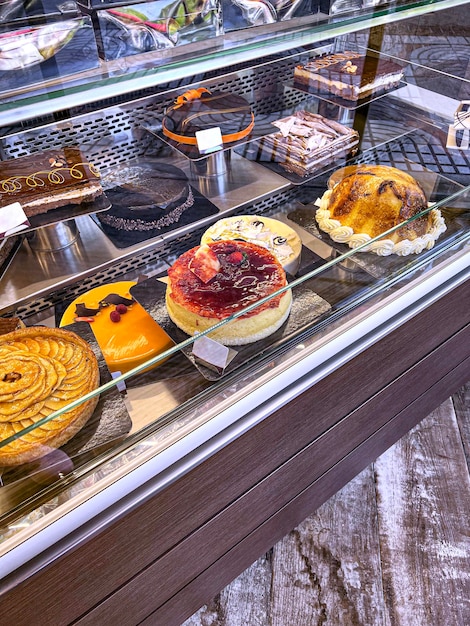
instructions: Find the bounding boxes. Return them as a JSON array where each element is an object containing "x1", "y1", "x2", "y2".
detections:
[
  {"x1": 258, "y1": 111, "x2": 359, "y2": 177},
  {"x1": 294, "y1": 51, "x2": 404, "y2": 102},
  {"x1": 0, "y1": 316, "x2": 23, "y2": 335},
  {"x1": 0, "y1": 147, "x2": 103, "y2": 217}
]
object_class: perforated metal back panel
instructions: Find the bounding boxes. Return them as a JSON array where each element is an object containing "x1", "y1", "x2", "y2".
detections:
[
  {"x1": 8, "y1": 46, "x2": 468, "y2": 320},
  {"x1": 1, "y1": 57, "x2": 306, "y2": 168}
]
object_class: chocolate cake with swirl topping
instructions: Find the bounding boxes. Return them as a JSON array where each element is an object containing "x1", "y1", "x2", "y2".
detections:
[
  {"x1": 162, "y1": 88, "x2": 255, "y2": 146},
  {"x1": 0, "y1": 147, "x2": 103, "y2": 217},
  {"x1": 294, "y1": 51, "x2": 404, "y2": 101}
]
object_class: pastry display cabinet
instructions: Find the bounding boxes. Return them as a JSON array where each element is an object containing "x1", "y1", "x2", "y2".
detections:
[{"x1": 0, "y1": 1, "x2": 469, "y2": 624}]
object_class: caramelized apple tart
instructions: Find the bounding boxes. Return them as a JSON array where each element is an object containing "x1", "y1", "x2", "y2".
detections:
[{"x1": 0, "y1": 326, "x2": 100, "y2": 466}]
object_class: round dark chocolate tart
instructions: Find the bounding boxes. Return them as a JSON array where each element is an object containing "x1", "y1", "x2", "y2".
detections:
[{"x1": 97, "y1": 162, "x2": 194, "y2": 232}]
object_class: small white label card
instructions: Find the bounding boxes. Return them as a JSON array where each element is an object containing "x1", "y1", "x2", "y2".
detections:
[
  {"x1": 195, "y1": 127, "x2": 223, "y2": 155},
  {"x1": 0, "y1": 202, "x2": 30, "y2": 239},
  {"x1": 111, "y1": 370, "x2": 127, "y2": 393},
  {"x1": 447, "y1": 101, "x2": 470, "y2": 150},
  {"x1": 454, "y1": 100, "x2": 470, "y2": 130},
  {"x1": 446, "y1": 125, "x2": 470, "y2": 151}
]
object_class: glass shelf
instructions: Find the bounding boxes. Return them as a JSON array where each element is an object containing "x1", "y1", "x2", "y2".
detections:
[
  {"x1": 1, "y1": 162, "x2": 469, "y2": 531},
  {"x1": 0, "y1": 0, "x2": 464, "y2": 127}
]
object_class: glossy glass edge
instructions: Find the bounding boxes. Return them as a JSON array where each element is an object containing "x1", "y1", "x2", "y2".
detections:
[
  {"x1": 1, "y1": 233, "x2": 468, "y2": 548},
  {"x1": 1, "y1": 184, "x2": 469, "y2": 450}
]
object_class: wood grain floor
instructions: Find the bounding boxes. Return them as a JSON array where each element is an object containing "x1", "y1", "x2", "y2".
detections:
[{"x1": 183, "y1": 382, "x2": 470, "y2": 626}]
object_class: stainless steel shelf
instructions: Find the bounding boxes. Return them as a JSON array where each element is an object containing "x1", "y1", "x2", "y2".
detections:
[{"x1": 0, "y1": 152, "x2": 289, "y2": 315}]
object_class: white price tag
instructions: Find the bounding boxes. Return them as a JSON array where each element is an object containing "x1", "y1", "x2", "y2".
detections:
[
  {"x1": 111, "y1": 371, "x2": 127, "y2": 393},
  {"x1": 454, "y1": 100, "x2": 470, "y2": 130},
  {"x1": 195, "y1": 127, "x2": 223, "y2": 154},
  {"x1": 0, "y1": 202, "x2": 30, "y2": 239},
  {"x1": 446, "y1": 125, "x2": 470, "y2": 151}
]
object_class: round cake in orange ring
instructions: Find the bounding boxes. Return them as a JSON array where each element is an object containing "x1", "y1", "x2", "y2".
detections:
[{"x1": 166, "y1": 240, "x2": 292, "y2": 345}]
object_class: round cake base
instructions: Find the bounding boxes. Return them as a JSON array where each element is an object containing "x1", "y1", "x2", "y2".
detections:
[{"x1": 166, "y1": 287, "x2": 292, "y2": 346}]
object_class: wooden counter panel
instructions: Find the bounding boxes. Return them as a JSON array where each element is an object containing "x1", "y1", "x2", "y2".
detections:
[
  {"x1": 75, "y1": 329, "x2": 470, "y2": 626},
  {"x1": 0, "y1": 280, "x2": 468, "y2": 626},
  {"x1": 144, "y1": 356, "x2": 470, "y2": 626}
]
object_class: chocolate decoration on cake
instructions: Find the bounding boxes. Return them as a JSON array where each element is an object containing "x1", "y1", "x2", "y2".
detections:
[
  {"x1": 75, "y1": 303, "x2": 101, "y2": 318},
  {"x1": 162, "y1": 88, "x2": 255, "y2": 146},
  {"x1": 100, "y1": 294, "x2": 135, "y2": 307},
  {"x1": 0, "y1": 147, "x2": 103, "y2": 217},
  {"x1": 74, "y1": 294, "x2": 135, "y2": 320}
]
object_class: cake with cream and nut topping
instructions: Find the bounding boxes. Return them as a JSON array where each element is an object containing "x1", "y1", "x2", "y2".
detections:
[{"x1": 294, "y1": 51, "x2": 404, "y2": 101}]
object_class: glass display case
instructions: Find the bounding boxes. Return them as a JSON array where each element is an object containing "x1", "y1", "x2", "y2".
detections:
[{"x1": 0, "y1": 1, "x2": 469, "y2": 623}]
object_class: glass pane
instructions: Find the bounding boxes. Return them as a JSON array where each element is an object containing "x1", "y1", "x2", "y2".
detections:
[{"x1": 1, "y1": 1, "x2": 469, "y2": 547}]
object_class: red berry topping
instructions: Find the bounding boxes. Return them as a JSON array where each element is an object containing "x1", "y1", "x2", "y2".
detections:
[
  {"x1": 227, "y1": 251, "x2": 244, "y2": 264},
  {"x1": 116, "y1": 304, "x2": 128, "y2": 314},
  {"x1": 110, "y1": 310, "x2": 121, "y2": 323}
]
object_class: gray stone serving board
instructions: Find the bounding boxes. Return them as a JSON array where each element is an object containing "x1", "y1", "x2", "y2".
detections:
[{"x1": 130, "y1": 271, "x2": 331, "y2": 381}]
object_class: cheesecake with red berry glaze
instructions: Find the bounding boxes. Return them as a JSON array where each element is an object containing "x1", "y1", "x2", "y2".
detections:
[
  {"x1": 60, "y1": 281, "x2": 174, "y2": 373},
  {"x1": 165, "y1": 241, "x2": 292, "y2": 345}
]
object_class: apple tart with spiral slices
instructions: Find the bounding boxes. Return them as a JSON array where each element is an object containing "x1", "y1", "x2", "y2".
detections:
[{"x1": 0, "y1": 326, "x2": 100, "y2": 466}]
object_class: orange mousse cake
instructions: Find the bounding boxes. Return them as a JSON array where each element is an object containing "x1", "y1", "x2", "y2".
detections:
[
  {"x1": 166, "y1": 241, "x2": 292, "y2": 345},
  {"x1": 61, "y1": 281, "x2": 174, "y2": 374}
]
